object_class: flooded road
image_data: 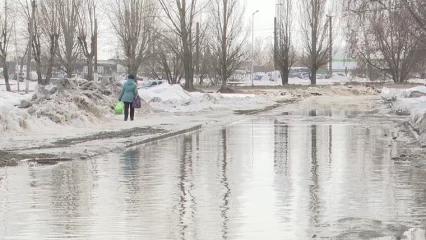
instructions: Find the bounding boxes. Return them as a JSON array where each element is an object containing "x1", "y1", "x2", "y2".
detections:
[{"x1": 1, "y1": 110, "x2": 426, "y2": 239}]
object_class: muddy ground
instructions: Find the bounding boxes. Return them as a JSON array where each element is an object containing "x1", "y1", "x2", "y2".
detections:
[{"x1": 0, "y1": 127, "x2": 169, "y2": 166}]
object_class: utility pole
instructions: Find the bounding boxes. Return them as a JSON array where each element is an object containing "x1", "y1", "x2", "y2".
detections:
[
  {"x1": 26, "y1": 0, "x2": 35, "y2": 93},
  {"x1": 94, "y1": 15, "x2": 98, "y2": 82},
  {"x1": 274, "y1": 17, "x2": 277, "y2": 70},
  {"x1": 275, "y1": 2, "x2": 283, "y2": 71},
  {"x1": 196, "y1": 22, "x2": 200, "y2": 80},
  {"x1": 328, "y1": 15, "x2": 333, "y2": 78},
  {"x1": 14, "y1": 22, "x2": 19, "y2": 92},
  {"x1": 251, "y1": 10, "x2": 259, "y2": 87}
]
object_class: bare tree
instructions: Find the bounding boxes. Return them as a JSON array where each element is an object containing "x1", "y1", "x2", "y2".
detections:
[
  {"x1": 39, "y1": 0, "x2": 60, "y2": 84},
  {"x1": 345, "y1": 0, "x2": 424, "y2": 83},
  {"x1": 158, "y1": 0, "x2": 200, "y2": 90},
  {"x1": 276, "y1": 0, "x2": 296, "y2": 85},
  {"x1": 18, "y1": 0, "x2": 61, "y2": 85},
  {"x1": 18, "y1": 0, "x2": 43, "y2": 84},
  {"x1": 56, "y1": 0, "x2": 80, "y2": 78},
  {"x1": 109, "y1": 0, "x2": 155, "y2": 77},
  {"x1": 300, "y1": 0, "x2": 330, "y2": 85},
  {"x1": 77, "y1": 0, "x2": 97, "y2": 81},
  {"x1": 369, "y1": 0, "x2": 426, "y2": 38},
  {"x1": 369, "y1": 1, "x2": 422, "y2": 82},
  {"x1": 155, "y1": 33, "x2": 183, "y2": 84},
  {"x1": 0, "y1": 1, "x2": 12, "y2": 91},
  {"x1": 18, "y1": 44, "x2": 29, "y2": 80},
  {"x1": 210, "y1": 0, "x2": 247, "y2": 92},
  {"x1": 32, "y1": 3, "x2": 43, "y2": 84},
  {"x1": 344, "y1": 1, "x2": 375, "y2": 80}
]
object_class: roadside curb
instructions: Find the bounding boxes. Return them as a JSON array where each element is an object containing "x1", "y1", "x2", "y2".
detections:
[{"x1": 125, "y1": 124, "x2": 203, "y2": 148}]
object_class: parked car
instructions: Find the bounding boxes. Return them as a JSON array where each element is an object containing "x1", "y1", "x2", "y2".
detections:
[
  {"x1": 140, "y1": 79, "x2": 166, "y2": 89},
  {"x1": 290, "y1": 67, "x2": 310, "y2": 78},
  {"x1": 300, "y1": 72, "x2": 309, "y2": 79},
  {"x1": 8, "y1": 73, "x2": 17, "y2": 80}
]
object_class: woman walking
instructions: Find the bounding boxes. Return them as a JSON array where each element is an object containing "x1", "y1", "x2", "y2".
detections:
[{"x1": 118, "y1": 74, "x2": 138, "y2": 121}]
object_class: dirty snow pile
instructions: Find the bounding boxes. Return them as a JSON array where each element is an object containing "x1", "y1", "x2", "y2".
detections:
[
  {"x1": 28, "y1": 79, "x2": 121, "y2": 124},
  {"x1": 381, "y1": 86, "x2": 426, "y2": 145},
  {"x1": 0, "y1": 79, "x2": 152, "y2": 134},
  {"x1": 138, "y1": 82, "x2": 284, "y2": 113},
  {"x1": 0, "y1": 91, "x2": 36, "y2": 133}
]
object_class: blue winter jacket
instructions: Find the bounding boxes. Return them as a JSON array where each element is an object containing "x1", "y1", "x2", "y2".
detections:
[{"x1": 119, "y1": 79, "x2": 138, "y2": 103}]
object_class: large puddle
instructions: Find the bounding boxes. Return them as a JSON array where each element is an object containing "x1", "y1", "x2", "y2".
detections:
[{"x1": 1, "y1": 116, "x2": 426, "y2": 239}]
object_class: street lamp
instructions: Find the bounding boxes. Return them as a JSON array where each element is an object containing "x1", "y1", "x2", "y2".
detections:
[
  {"x1": 251, "y1": 10, "x2": 259, "y2": 87},
  {"x1": 275, "y1": 3, "x2": 283, "y2": 70}
]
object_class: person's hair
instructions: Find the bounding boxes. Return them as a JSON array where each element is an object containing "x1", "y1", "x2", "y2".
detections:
[{"x1": 128, "y1": 74, "x2": 135, "y2": 80}]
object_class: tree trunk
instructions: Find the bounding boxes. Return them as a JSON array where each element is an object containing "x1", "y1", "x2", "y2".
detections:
[
  {"x1": 45, "y1": 65, "x2": 53, "y2": 85},
  {"x1": 281, "y1": 69, "x2": 289, "y2": 85},
  {"x1": 221, "y1": 76, "x2": 227, "y2": 89},
  {"x1": 281, "y1": 58, "x2": 289, "y2": 85},
  {"x1": 128, "y1": 63, "x2": 139, "y2": 77},
  {"x1": 87, "y1": 56, "x2": 93, "y2": 81},
  {"x1": 45, "y1": 37, "x2": 57, "y2": 85},
  {"x1": 182, "y1": 27, "x2": 194, "y2": 90},
  {"x1": 36, "y1": 60, "x2": 43, "y2": 85},
  {"x1": 19, "y1": 57, "x2": 25, "y2": 76},
  {"x1": 4, "y1": 63, "x2": 11, "y2": 91},
  {"x1": 66, "y1": 64, "x2": 73, "y2": 78},
  {"x1": 311, "y1": 26, "x2": 317, "y2": 85},
  {"x1": 311, "y1": 68, "x2": 317, "y2": 85},
  {"x1": 310, "y1": 0, "x2": 317, "y2": 85},
  {"x1": 183, "y1": 48, "x2": 193, "y2": 89},
  {"x1": 221, "y1": 0, "x2": 228, "y2": 89}
]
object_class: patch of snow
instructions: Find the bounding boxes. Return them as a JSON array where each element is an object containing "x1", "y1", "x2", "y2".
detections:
[
  {"x1": 381, "y1": 86, "x2": 426, "y2": 146},
  {"x1": 0, "y1": 79, "x2": 38, "y2": 92},
  {"x1": 382, "y1": 86, "x2": 426, "y2": 101}
]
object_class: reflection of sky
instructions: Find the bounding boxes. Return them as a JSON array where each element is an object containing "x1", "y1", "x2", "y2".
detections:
[{"x1": 1, "y1": 116, "x2": 426, "y2": 239}]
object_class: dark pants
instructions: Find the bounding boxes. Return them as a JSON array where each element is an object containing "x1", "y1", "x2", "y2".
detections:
[{"x1": 123, "y1": 102, "x2": 134, "y2": 120}]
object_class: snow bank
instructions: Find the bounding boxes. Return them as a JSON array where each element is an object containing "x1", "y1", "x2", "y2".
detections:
[
  {"x1": 0, "y1": 78, "x2": 153, "y2": 135},
  {"x1": 138, "y1": 83, "x2": 379, "y2": 113},
  {"x1": 138, "y1": 82, "x2": 283, "y2": 113},
  {"x1": 382, "y1": 86, "x2": 426, "y2": 146},
  {"x1": 0, "y1": 91, "x2": 31, "y2": 107},
  {"x1": 139, "y1": 83, "x2": 192, "y2": 102},
  {"x1": 381, "y1": 86, "x2": 426, "y2": 101}
]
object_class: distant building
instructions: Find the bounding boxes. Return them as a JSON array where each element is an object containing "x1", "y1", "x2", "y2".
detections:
[
  {"x1": 332, "y1": 58, "x2": 358, "y2": 71},
  {"x1": 76, "y1": 59, "x2": 126, "y2": 78}
]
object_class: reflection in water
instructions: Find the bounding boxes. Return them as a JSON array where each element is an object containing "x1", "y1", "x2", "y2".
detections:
[
  {"x1": 309, "y1": 125, "x2": 319, "y2": 228},
  {"x1": 1, "y1": 118, "x2": 426, "y2": 239},
  {"x1": 220, "y1": 129, "x2": 230, "y2": 239},
  {"x1": 283, "y1": 109, "x2": 369, "y2": 118}
]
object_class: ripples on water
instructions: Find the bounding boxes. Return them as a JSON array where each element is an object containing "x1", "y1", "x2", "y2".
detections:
[{"x1": 1, "y1": 116, "x2": 426, "y2": 239}]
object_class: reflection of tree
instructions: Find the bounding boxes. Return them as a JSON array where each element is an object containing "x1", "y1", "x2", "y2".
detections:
[
  {"x1": 220, "y1": 129, "x2": 230, "y2": 239},
  {"x1": 178, "y1": 135, "x2": 196, "y2": 240},
  {"x1": 49, "y1": 163, "x2": 90, "y2": 234},
  {"x1": 328, "y1": 125, "x2": 333, "y2": 164},
  {"x1": 273, "y1": 120, "x2": 289, "y2": 175},
  {"x1": 121, "y1": 149, "x2": 141, "y2": 206},
  {"x1": 309, "y1": 125, "x2": 319, "y2": 225},
  {"x1": 272, "y1": 120, "x2": 292, "y2": 224}
]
